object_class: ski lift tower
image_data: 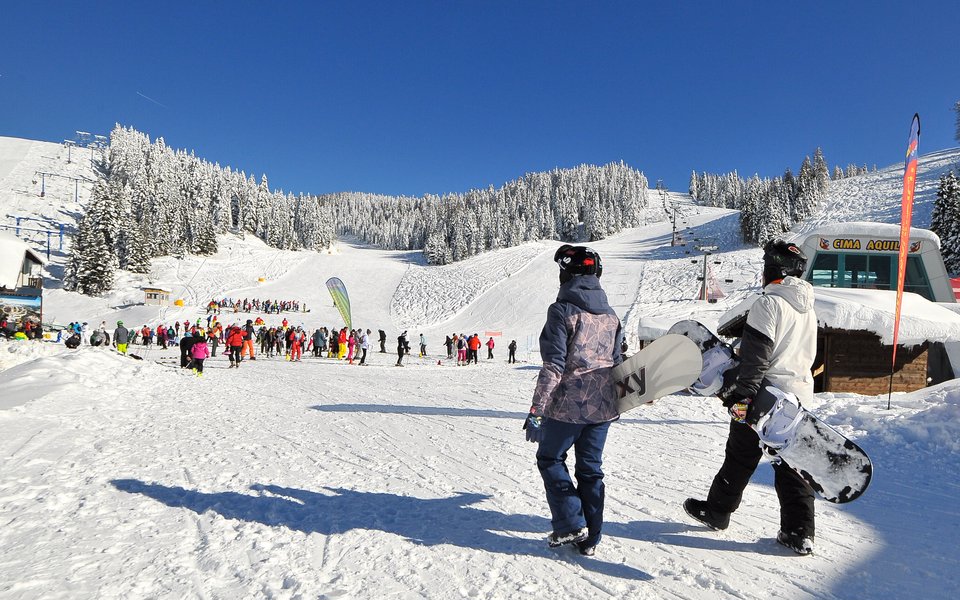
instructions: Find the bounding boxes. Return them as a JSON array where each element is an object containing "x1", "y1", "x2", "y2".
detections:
[
  {"x1": 691, "y1": 243, "x2": 722, "y2": 302},
  {"x1": 89, "y1": 134, "x2": 108, "y2": 167},
  {"x1": 63, "y1": 140, "x2": 75, "y2": 163},
  {"x1": 657, "y1": 181, "x2": 686, "y2": 247}
]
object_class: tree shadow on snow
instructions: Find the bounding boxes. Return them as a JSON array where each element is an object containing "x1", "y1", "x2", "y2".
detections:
[
  {"x1": 111, "y1": 479, "x2": 652, "y2": 581},
  {"x1": 311, "y1": 404, "x2": 528, "y2": 420}
]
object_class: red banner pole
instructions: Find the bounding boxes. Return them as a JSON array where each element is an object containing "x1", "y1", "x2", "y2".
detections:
[{"x1": 888, "y1": 113, "x2": 920, "y2": 409}]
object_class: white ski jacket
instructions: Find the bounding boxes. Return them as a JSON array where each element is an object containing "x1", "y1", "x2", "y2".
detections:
[{"x1": 735, "y1": 276, "x2": 817, "y2": 405}]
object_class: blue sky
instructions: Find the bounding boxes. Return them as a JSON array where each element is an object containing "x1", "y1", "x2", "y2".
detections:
[{"x1": 2, "y1": 1, "x2": 958, "y2": 197}]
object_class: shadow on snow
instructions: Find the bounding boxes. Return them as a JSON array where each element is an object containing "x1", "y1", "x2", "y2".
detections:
[{"x1": 111, "y1": 479, "x2": 652, "y2": 581}]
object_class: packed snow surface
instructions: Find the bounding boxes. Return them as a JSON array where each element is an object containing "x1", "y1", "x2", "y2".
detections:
[{"x1": 1, "y1": 137, "x2": 959, "y2": 599}]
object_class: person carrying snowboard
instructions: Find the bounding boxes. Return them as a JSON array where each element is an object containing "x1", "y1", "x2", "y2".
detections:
[
  {"x1": 523, "y1": 245, "x2": 622, "y2": 556},
  {"x1": 683, "y1": 240, "x2": 818, "y2": 555}
]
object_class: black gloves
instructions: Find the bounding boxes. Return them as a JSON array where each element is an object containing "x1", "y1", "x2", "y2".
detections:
[
  {"x1": 718, "y1": 388, "x2": 752, "y2": 423},
  {"x1": 523, "y1": 414, "x2": 544, "y2": 443}
]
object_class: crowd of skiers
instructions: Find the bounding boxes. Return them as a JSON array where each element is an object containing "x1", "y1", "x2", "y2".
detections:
[
  {"x1": 206, "y1": 298, "x2": 303, "y2": 314},
  {"x1": 390, "y1": 331, "x2": 518, "y2": 366},
  {"x1": 56, "y1": 315, "x2": 519, "y2": 375}
]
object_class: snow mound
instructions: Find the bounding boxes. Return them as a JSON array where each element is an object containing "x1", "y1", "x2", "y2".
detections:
[
  {"x1": 0, "y1": 340, "x2": 138, "y2": 410},
  {"x1": 0, "y1": 338, "x2": 66, "y2": 375},
  {"x1": 816, "y1": 380, "x2": 960, "y2": 455}
]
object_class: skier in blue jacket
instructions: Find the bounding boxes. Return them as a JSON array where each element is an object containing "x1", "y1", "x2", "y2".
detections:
[{"x1": 524, "y1": 245, "x2": 623, "y2": 556}]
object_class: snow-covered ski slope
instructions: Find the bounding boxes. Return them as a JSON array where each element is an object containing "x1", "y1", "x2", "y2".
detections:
[
  {"x1": 1, "y1": 135, "x2": 960, "y2": 599},
  {"x1": 796, "y1": 147, "x2": 960, "y2": 236}
]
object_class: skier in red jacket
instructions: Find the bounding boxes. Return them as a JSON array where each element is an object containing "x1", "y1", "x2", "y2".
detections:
[{"x1": 226, "y1": 325, "x2": 245, "y2": 368}]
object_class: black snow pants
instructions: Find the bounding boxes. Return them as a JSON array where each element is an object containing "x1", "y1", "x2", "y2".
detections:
[{"x1": 706, "y1": 420, "x2": 815, "y2": 537}]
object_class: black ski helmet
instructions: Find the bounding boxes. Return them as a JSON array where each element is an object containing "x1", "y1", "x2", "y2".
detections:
[
  {"x1": 554, "y1": 244, "x2": 602, "y2": 279},
  {"x1": 762, "y1": 239, "x2": 807, "y2": 284}
]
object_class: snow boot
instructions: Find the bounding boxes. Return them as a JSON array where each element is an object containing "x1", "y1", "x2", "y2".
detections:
[
  {"x1": 683, "y1": 498, "x2": 730, "y2": 530},
  {"x1": 547, "y1": 527, "x2": 588, "y2": 548},
  {"x1": 576, "y1": 540, "x2": 596, "y2": 556},
  {"x1": 776, "y1": 530, "x2": 814, "y2": 555}
]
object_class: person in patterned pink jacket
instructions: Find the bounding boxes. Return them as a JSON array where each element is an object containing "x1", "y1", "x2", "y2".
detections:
[{"x1": 523, "y1": 245, "x2": 623, "y2": 556}]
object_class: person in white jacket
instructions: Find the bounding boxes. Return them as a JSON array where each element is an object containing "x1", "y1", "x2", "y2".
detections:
[
  {"x1": 359, "y1": 329, "x2": 371, "y2": 365},
  {"x1": 684, "y1": 240, "x2": 819, "y2": 555}
]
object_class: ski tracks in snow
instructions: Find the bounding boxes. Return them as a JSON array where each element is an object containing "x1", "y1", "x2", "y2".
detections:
[{"x1": 390, "y1": 243, "x2": 545, "y2": 330}]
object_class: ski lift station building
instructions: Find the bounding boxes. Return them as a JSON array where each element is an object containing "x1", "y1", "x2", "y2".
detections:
[
  {"x1": 142, "y1": 286, "x2": 172, "y2": 306},
  {"x1": 795, "y1": 222, "x2": 955, "y2": 303}
]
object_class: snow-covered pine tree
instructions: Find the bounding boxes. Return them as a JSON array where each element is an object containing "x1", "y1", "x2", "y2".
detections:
[
  {"x1": 738, "y1": 175, "x2": 763, "y2": 242},
  {"x1": 812, "y1": 147, "x2": 830, "y2": 198},
  {"x1": 792, "y1": 157, "x2": 817, "y2": 223},
  {"x1": 66, "y1": 179, "x2": 120, "y2": 295},
  {"x1": 125, "y1": 220, "x2": 153, "y2": 274},
  {"x1": 688, "y1": 170, "x2": 700, "y2": 201},
  {"x1": 932, "y1": 171, "x2": 960, "y2": 274}
]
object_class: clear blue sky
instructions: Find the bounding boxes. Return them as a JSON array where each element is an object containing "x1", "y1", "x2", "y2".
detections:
[{"x1": 2, "y1": 1, "x2": 958, "y2": 197}]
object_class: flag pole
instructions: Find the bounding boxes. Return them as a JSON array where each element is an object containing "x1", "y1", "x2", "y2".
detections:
[{"x1": 888, "y1": 113, "x2": 920, "y2": 410}]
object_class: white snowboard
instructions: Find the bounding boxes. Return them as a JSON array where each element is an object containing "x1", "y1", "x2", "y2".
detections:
[{"x1": 612, "y1": 334, "x2": 703, "y2": 414}]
